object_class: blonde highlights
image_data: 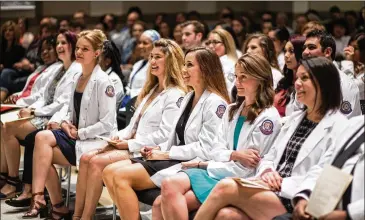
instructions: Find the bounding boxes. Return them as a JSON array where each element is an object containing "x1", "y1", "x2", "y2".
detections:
[
  {"x1": 229, "y1": 53, "x2": 274, "y2": 122},
  {"x1": 135, "y1": 39, "x2": 187, "y2": 107},
  {"x1": 78, "y1": 29, "x2": 106, "y2": 52},
  {"x1": 209, "y1": 29, "x2": 238, "y2": 62}
]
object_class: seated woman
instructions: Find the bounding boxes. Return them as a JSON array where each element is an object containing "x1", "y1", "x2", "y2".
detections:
[
  {"x1": 73, "y1": 38, "x2": 187, "y2": 220},
  {"x1": 0, "y1": 32, "x2": 80, "y2": 200},
  {"x1": 153, "y1": 53, "x2": 282, "y2": 220},
  {"x1": 194, "y1": 57, "x2": 349, "y2": 220},
  {"x1": 274, "y1": 35, "x2": 305, "y2": 117},
  {"x1": 102, "y1": 47, "x2": 230, "y2": 220},
  {"x1": 120, "y1": 30, "x2": 160, "y2": 108},
  {"x1": 205, "y1": 29, "x2": 238, "y2": 95},
  {"x1": 99, "y1": 40, "x2": 125, "y2": 110},
  {"x1": 243, "y1": 33, "x2": 282, "y2": 90},
  {"x1": 22, "y1": 29, "x2": 117, "y2": 219},
  {"x1": 0, "y1": 36, "x2": 61, "y2": 107}
]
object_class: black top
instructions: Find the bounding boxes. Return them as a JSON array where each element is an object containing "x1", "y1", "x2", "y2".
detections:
[
  {"x1": 276, "y1": 117, "x2": 318, "y2": 178},
  {"x1": 74, "y1": 92, "x2": 83, "y2": 128},
  {"x1": 175, "y1": 93, "x2": 195, "y2": 146},
  {"x1": 0, "y1": 44, "x2": 25, "y2": 68}
]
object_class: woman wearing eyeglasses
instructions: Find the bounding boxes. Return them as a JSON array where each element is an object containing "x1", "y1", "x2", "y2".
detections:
[{"x1": 205, "y1": 29, "x2": 238, "y2": 95}]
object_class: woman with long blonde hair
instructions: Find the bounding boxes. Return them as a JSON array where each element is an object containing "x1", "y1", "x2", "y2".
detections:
[
  {"x1": 103, "y1": 47, "x2": 230, "y2": 220},
  {"x1": 72, "y1": 39, "x2": 187, "y2": 220}
]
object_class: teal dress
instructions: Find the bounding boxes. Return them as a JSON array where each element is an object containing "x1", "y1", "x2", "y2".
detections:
[{"x1": 183, "y1": 116, "x2": 246, "y2": 203}]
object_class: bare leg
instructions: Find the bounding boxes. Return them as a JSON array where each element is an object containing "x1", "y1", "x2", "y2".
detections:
[
  {"x1": 0, "y1": 126, "x2": 8, "y2": 174},
  {"x1": 214, "y1": 207, "x2": 251, "y2": 220},
  {"x1": 160, "y1": 173, "x2": 196, "y2": 220},
  {"x1": 194, "y1": 179, "x2": 286, "y2": 220},
  {"x1": 112, "y1": 163, "x2": 157, "y2": 220},
  {"x1": 1, "y1": 120, "x2": 36, "y2": 195},
  {"x1": 73, "y1": 149, "x2": 103, "y2": 217},
  {"x1": 0, "y1": 91, "x2": 8, "y2": 102},
  {"x1": 81, "y1": 149, "x2": 129, "y2": 219},
  {"x1": 152, "y1": 196, "x2": 164, "y2": 220},
  {"x1": 102, "y1": 159, "x2": 132, "y2": 201}
]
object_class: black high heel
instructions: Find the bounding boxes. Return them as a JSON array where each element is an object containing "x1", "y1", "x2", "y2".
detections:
[
  {"x1": 0, "y1": 176, "x2": 22, "y2": 200},
  {"x1": 47, "y1": 200, "x2": 71, "y2": 220}
]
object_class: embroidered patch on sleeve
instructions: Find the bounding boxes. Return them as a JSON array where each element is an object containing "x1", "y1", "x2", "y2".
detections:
[
  {"x1": 215, "y1": 104, "x2": 226, "y2": 119},
  {"x1": 340, "y1": 101, "x2": 352, "y2": 114},
  {"x1": 105, "y1": 85, "x2": 115, "y2": 97},
  {"x1": 259, "y1": 119, "x2": 274, "y2": 135},
  {"x1": 176, "y1": 97, "x2": 184, "y2": 108}
]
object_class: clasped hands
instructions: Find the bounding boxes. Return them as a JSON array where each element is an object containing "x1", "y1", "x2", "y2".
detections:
[{"x1": 139, "y1": 146, "x2": 169, "y2": 160}]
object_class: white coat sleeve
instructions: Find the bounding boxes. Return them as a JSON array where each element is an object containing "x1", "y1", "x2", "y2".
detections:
[
  {"x1": 348, "y1": 199, "x2": 364, "y2": 220},
  {"x1": 127, "y1": 91, "x2": 184, "y2": 153},
  {"x1": 280, "y1": 136, "x2": 337, "y2": 199},
  {"x1": 168, "y1": 99, "x2": 227, "y2": 161},
  {"x1": 78, "y1": 80, "x2": 116, "y2": 140},
  {"x1": 33, "y1": 81, "x2": 73, "y2": 117},
  {"x1": 208, "y1": 114, "x2": 282, "y2": 179},
  {"x1": 16, "y1": 88, "x2": 45, "y2": 107}
]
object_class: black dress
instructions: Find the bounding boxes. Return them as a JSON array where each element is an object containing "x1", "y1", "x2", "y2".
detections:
[{"x1": 130, "y1": 93, "x2": 195, "y2": 176}]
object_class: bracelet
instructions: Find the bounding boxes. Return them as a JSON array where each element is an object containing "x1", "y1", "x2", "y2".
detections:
[{"x1": 198, "y1": 161, "x2": 201, "y2": 168}]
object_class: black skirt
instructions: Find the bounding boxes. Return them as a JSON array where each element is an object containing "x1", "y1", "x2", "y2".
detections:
[
  {"x1": 52, "y1": 129, "x2": 77, "y2": 166},
  {"x1": 130, "y1": 157, "x2": 182, "y2": 177}
]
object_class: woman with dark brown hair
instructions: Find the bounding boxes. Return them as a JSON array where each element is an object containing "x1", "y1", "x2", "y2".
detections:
[
  {"x1": 152, "y1": 53, "x2": 282, "y2": 220},
  {"x1": 103, "y1": 47, "x2": 230, "y2": 220},
  {"x1": 194, "y1": 57, "x2": 348, "y2": 220}
]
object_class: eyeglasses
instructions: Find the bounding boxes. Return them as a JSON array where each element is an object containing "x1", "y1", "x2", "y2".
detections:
[{"x1": 205, "y1": 40, "x2": 223, "y2": 46}]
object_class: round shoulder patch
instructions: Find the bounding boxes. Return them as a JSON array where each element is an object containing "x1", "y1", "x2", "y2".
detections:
[
  {"x1": 215, "y1": 104, "x2": 226, "y2": 119},
  {"x1": 259, "y1": 119, "x2": 274, "y2": 135},
  {"x1": 105, "y1": 85, "x2": 115, "y2": 97},
  {"x1": 176, "y1": 97, "x2": 184, "y2": 108},
  {"x1": 340, "y1": 101, "x2": 352, "y2": 115}
]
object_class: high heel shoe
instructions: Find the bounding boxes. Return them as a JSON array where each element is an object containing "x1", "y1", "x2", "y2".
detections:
[
  {"x1": 0, "y1": 172, "x2": 8, "y2": 189},
  {"x1": 22, "y1": 192, "x2": 48, "y2": 219},
  {"x1": 47, "y1": 200, "x2": 71, "y2": 220},
  {"x1": 0, "y1": 176, "x2": 22, "y2": 200}
]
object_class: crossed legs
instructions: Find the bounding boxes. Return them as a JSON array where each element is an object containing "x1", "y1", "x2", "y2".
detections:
[{"x1": 194, "y1": 179, "x2": 287, "y2": 220}]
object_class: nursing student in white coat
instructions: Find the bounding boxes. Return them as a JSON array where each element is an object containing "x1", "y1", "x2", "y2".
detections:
[
  {"x1": 23, "y1": 30, "x2": 116, "y2": 219},
  {"x1": 102, "y1": 47, "x2": 230, "y2": 220},
  {"x1": 99, "y1": 40, "x2": 124, "y2": 110},
  {"x1": 153, "y1": 53, "x2": 282, "y2": 220},
  {"x1": 243, "y1": 33, "x2": 283, "y2": 90},
  {"x1": 73, "y1": 39, "x2": 187, "y2": 220},
  {"x1": 120, "y1": 30, "x2": 160, "y2": 108},
  {"x1": 0, "y1": 32, "x2": 81, "y2": 200},
  {"x1": 277, "y1": 116, "x2": 364, "y2": 220},
  {"x1": 194, "y1": 57, "x2": 349, "y2": 220},
  {"x1": 205, "y1": 29, "x2": 238, "y2": 94},
  {"x1": 302, "y1": 29, "x2": 361, "y2": 119}
]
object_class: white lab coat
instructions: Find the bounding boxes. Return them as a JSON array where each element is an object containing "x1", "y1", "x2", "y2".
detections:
[
  {"x1": 106, "y1": 67, "x2": 124, "y2": 110},
  {"x1": 117, "y1": 86, "x2": 185, "y2": 157},
  {"x1": 150, "y1": 90, "x2": 228, "y2": 186},
  {"x1": 256, "y1": 110, "x2": 348, "y2": 199},
  {"x1": 220, "y1": 55, "x2": 236, "y2": 93},
  {"x1": 207, "y1": 103, "x2": 282, "y2": 180},
  {"x1": 284, "y1": 66, "x2": 362, "y2": 119},
  {"x1": 272, "y1": 67, "x2": 283, "y2": 90},
  {"x1": 53, "y1": 65, "x2": 117, "y2": 165},
  {"x1": 29, "y1": 61, "x2": 82, "y2": 116},
  {"x1": 293, "y1": 116, "x2": 364, "y2": 220},
  {"x1": 125, "y1": 59, "x2": 148, "y2": 99},
  {"x1": 16, "y1": 62, "x2": 63, "y2": 107}
]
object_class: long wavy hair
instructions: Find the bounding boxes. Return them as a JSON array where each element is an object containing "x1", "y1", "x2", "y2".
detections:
[
  {"x1": 242, "y1": 33, "x2": 280, "y2": 70},
  {"x1": 229, "y1": 53, "x2": 274, "y2": 122},
  {"x1": 185, "y1": 47, "x2": 230, "y2": 104},
  {"x1": 135, "y1": 39, "x2": 187, "y2": 107}
]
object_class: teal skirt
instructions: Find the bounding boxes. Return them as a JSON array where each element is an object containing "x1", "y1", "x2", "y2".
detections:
[{"x1": 182, "y1": 168, "x2": 220, "y2": 204}]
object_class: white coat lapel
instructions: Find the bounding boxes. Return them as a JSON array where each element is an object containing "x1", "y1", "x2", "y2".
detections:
[
  {"x1": 77, "y1": 65, "x2": 100, "y2": 128},
  {"x1": 274, "y1": 112, "x2": 306, "y2": 165},
  {"x1": 185, "y1": 90, "x2": 210, "y2": 131},
  {"x1": 230, "y1": 102, "x2": 245, "y2": 149},
  {"x1": 142, "y1": 86, "x2": 162, "y2": 117},
  {"x1": 293, "y1": 112, "x2": 334, "y2": 168}
]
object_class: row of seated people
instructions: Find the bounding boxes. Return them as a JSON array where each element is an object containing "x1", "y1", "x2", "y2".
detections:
[{"x1": 0, "y1": 27, "x2": 363, "y2": 220}]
